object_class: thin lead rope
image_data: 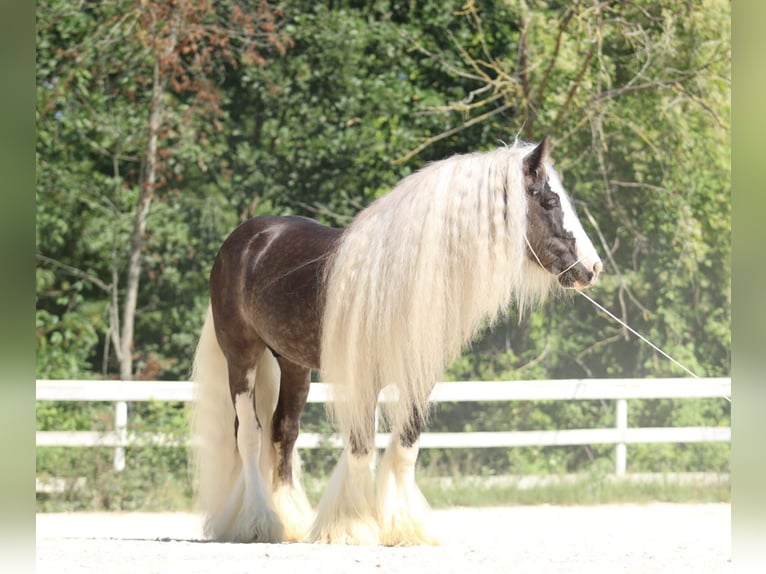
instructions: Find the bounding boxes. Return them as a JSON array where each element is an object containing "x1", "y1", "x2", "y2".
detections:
[
  {"x1": 557, "y1": 256, "x2": 585, "y2": 278},
  {"x1": 577, "y1": 290, "x2": 731, "y2": 403},
  {"x1": 524, "y1": 234, "x2": 584, "y2": 279},
  {"x1": 524, "y1": 235, "x2": 730, "y2": 403},
  {"x1": 523, "y1": 234, "x2": 545, "y2": 269}
]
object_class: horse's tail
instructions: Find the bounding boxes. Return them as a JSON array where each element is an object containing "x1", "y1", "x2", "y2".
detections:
[{"x1": 191, "y1": 305, "x2": 281, "y2": 540}]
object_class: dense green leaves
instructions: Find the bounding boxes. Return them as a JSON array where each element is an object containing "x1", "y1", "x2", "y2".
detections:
[{"x1": 37, "y1": 0, "x2": 730, "y2": 489}]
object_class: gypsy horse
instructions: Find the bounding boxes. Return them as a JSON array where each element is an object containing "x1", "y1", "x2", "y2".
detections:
[{"x1": 191, "y1": 137, "x2": 602, "y2": 545}]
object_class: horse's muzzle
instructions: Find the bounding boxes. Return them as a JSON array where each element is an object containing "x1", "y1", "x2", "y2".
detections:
[{"x1": 561, "y1": 260, "x2": 602, "y2": 290}]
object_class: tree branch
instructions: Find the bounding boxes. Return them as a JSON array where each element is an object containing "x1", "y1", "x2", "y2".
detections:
[
  {"x1": 553, "y1": 44, "x2": 596, "y2": 131},
  {"x1": 394, "y1": 102, "x2": 512, "y2": 165},
  {"x1": 36, "y1": 254, "x2": 110, "y2": 293},
  {"x1": 533, "y1": 7, "x2": 576, "y2": 114}
]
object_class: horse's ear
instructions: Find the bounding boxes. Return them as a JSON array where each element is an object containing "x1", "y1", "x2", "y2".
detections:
[{"x1": 523, "y1": 136, "x2": 549, "y2": 184}]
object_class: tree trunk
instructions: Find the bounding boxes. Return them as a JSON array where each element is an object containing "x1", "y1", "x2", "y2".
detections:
[
  {"x1": 117, "y1": 55, "x2": 165, "y2": 380},
  {"x1": 116, "y1": 9, "x2": 178, "y2": 380}
]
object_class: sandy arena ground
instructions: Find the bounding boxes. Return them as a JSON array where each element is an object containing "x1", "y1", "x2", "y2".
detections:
[{"x1": 36, "y1": 504, "x2": 731, "y2": 574}]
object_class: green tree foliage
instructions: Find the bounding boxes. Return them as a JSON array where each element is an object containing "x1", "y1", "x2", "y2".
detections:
[
  {"x1": 398, "y1": 0, "x2": 730, "y2": 382},
  {"x1": 37, "y1": 0, "x2": 288, "y2": 379},
  {"x1": 398, "y1": 0, "x2": 731, "y2": 474},
  {"x1": 37, "y1": 0, "x2": 730, "y2": 494}
]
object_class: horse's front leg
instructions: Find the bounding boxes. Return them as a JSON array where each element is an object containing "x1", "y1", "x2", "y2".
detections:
[
  {"x1": 376, "y1": 402, "x2": 439, "y2": 546},
  {"x1": 309, "y1": 402, "x2": 379, "y2": 544}
]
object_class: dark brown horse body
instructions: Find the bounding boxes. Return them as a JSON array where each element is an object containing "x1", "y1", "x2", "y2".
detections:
[{"x1": 210, "y1": 216, "x2": 340, "y2": 483}]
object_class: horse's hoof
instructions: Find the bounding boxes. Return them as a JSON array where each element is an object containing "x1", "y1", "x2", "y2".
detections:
[
  {"x1": 379, "y1": 527, "x2": 440, "y2": 547},
  {"x1": 309, "y1": 518, "x2": 380, "y2": 545}
]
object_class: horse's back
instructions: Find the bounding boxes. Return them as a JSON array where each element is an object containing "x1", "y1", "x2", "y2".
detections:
[
  {"x1": 217, "y1": 215, "x2": 337, "y2": 254},
  {"x1": 210, "y1": 215, "x2": 342, "y2": 369}
]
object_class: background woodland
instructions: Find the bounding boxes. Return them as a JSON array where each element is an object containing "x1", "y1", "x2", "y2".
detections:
[{"x1": 36, "y1": 0, "x2": 730, "y2": 504}]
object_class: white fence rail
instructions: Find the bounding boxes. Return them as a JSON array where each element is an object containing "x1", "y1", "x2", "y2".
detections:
[{"x1": 36, "y1": 378, "x2": 730, "y2": 477}]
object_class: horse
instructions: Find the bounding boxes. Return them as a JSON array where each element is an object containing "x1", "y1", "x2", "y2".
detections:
[{"x1": 191, "y1": 137, "x2": 602, "y2": 545}]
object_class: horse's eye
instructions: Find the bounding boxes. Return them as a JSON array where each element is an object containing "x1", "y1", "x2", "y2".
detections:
[{"x1": 542, "y1": 197, "x2": 560, "y2": 210}]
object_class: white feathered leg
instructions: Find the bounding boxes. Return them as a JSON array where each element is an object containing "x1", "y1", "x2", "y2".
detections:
[
  {"x1": 253, "y1": 353, "x2": 279, "y2": 491},
  {"x1": 194, "y1": 309, "x2": 285, "y2": 542},
  {"x1": 270, "y1": 447, "x2": 314, "y2": 541},
  {"x1": 309, "y1": 447, "x2": 379, "y2": 544},
  {"x1": 376, "y1": 438, "x2": 438, "y2": 546},
  {"x1": 255, "y1": 351, "x2": 314, "y2": 541},
  {"x1": 229, "y1": 392, "x2": 284, "y2": 543}
]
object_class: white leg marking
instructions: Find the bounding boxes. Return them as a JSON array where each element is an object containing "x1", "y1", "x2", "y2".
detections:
[
  {"x1": 223, "y1": 392, "x2": 283, "y2": 543},
  {"x1": 376, "y1": 439, "x2": 438, "y2": 546},
  {"x1": 252, "y1": 358, "x2": 279, "y2": 487},
  {"x1": 309, "y1": 447, "x2": 379, "y2": 544},
  {"x1": 271, "y1": 447, "x2": 314, "y2": 542}
]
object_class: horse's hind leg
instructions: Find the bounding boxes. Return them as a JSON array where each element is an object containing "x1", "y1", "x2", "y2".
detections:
[
  {"x1": 226, "y1": 356, "x2": 284, "y2": 543},
  {"x1": 376, "y1": 405, "x2": 439, "y2": 546},
  {"x1": 265, "y1": 356, "x2": 314, "y2": 541},
  {"x1": 309, "y1": 400, "x2": 379, "y2": 544}
]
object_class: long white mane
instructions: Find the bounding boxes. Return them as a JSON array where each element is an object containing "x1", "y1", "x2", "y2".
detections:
[{"x1": 320, "y1": 142, "x2": 556, "y2": 437}]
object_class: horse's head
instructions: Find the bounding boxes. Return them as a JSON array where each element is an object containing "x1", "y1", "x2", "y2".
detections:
[{"x1": 523, "y1": 137, "x2": 602, "y2": 289}]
